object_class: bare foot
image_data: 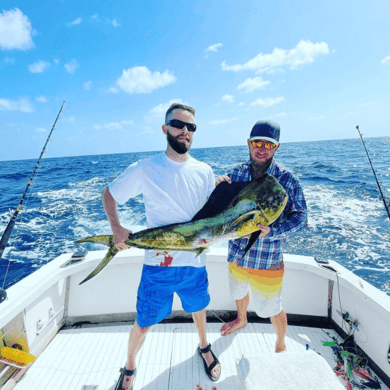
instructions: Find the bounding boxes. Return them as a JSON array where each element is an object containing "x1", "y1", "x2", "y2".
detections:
[
  {"x1": 275, "y1": 342, "x2": 286, "y2": 353},
  {"x1": 220, "y1": 318, "x2": 248, "y2": 336}
]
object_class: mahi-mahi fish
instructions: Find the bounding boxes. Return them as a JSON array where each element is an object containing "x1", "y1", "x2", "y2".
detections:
[{"x1": 76, "y1": 174, "x2": 288, "y2": 284}]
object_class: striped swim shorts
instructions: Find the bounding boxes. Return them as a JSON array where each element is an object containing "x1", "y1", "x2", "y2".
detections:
[{"x1": 228, "y1": 260, "x2": 284, "y2": 318}]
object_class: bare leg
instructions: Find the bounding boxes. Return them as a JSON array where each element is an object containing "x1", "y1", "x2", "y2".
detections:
[
  {"x1": 220, "y1": 292, "x2": 249, "y2": 336},
  {"x1": 270, "y1": 308, "x2": 287, "y2": 352},
  {"x1": 120, "y1": 322, "x2": 151, "y2": 390},
  {"x1": 192, "y1": 309, "x2": 221, "y2": 379}
]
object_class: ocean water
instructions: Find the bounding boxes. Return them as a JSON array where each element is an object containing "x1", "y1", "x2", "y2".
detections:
[{"x1": 1, "y1": 138, "x2": 389, "y2": 296}]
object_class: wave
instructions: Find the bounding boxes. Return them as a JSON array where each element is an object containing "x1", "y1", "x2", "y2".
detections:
[{"x1": 0, "y1": 138, "x2": 389, "y2": 295}]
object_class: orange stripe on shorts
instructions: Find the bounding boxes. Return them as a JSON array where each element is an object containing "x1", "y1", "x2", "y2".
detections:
[{"x1": 228, "y1": 260, "x2": 284, "y2": 299}]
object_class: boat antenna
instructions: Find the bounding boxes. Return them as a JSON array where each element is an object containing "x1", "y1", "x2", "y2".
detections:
[
  {"x1": 356, "y1": 125, "x2": 390, "y2": 221},
  {"x1": 0, "y1": 101, "x2": 66, "y2": 297}
]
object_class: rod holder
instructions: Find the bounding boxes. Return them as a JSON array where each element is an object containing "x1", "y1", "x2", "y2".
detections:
[{"x1": 36, "y1": 307, "x2": 64, "y2": 335}]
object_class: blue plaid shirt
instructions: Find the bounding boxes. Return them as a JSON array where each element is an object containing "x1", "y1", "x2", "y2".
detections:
[{"x1": 227, "y1": 159, "x2": 307, "y2": 269}]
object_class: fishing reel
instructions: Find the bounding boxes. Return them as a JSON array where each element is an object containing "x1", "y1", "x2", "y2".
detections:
[{"x1": 337, "y1": 310, "x2": 360, "y2": 331}]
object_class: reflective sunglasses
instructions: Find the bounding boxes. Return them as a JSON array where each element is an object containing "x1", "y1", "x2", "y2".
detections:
[
  {"x1": 166, "y1": 119, "x2": 197, "y2": 132},
  {"x1": 251, "y1": 140, "x2": 277, "y2": 149}
]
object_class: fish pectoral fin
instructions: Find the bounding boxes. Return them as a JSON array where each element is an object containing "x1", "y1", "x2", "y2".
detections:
[
  {"x1": 241, "y1": 230, "x2": 262, "y2": 258},
  {"x1": 79, "y1": 243, "x2": 119, "y2": 285},
  {"x1": 232, "y1": 211, "x2": 258, "y2": 226}
]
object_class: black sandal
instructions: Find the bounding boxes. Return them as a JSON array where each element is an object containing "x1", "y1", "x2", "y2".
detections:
[
  {"x1": 197, "y1": 343, "x2": 221, "y2": 382},
  {"x1": 114, "y1": 367, "x2": 136, "y2": 390}
]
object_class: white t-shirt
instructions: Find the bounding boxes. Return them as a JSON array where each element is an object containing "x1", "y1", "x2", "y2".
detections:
[{"x1": 109, "y1": 152, "x2": 215, "y2": 267}]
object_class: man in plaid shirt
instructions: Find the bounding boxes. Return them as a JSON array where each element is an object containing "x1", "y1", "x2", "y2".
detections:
[{"x1": 217, "y1": 119, "x2": 307, "y2": 352}]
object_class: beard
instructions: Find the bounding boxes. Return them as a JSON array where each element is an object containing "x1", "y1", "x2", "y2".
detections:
[
  {"x1": 167, "y1": 130, "x2": 191, "y2": 154},
  {"x1": 250, "y1": 153, "x2": 273, "y2": 178}
]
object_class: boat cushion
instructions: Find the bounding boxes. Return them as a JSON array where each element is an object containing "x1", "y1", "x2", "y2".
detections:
[{"x1": 236, "y1": 350, "x2": 345, "y2": 390}]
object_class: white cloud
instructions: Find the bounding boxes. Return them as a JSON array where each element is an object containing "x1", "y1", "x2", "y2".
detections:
[
  {"x1": 64, "y1": 59, "x2": 79, "y2": 73},
  {"x1": 28, "y1": 60, "x2": 51, "y2": 73},
  {"x1": 209, "y1": 118, "x2": 238, "y2": 125},
  {"x1": 35, "y1": 96, "x2": 48, "y2": 103},
  {"x1": 66, "y1": 17, "x2": 82, "y2": 27},
  {"x1": 222, "y1": 94, "x2": 234, "y2": 103},
  {"x1": 54, "y1": 58, "x2": 60, "y2": 65},
  {"x1": 93, "y1": 119, "x2": 133, "y2": 131},
  {"x1": 0, "y1": 97, "x2": 34, "y2": 113},
  {"x1": 0, "y1": 8, "x2": 36, "y2": 50},
  {"x1": 143, "y1": 127, "x2": 153, "y2": 134},
  {"x1": 275, "y1": 112, "x2": 288, "y2": 117},
  {"x1": 381, "y1": 55, "x2": 390, "y2": 65},
  {"x1": 145, "y1": 99, "x2": 184, "y2": 123},
  {"x1": 310, "y1": 115, "x2": 325, "y2": 120},
  {"x1": 205, "y1": 43, "x2": 223, "y2": 53},
  {"x1": 222, "y1": 40, "x2": 329, "y2": 73},
  {"x1": 109, "y1": 87, "x2": 119, "y2": 93},
  {"x1": 237, "y1": 77, "x2": 270, "y2": 93},
  {"x1": 3, "y1": 57, "x2": 15, "y2": 64},
  {"x1": 36, "y1": 127, "x2": 46, "y2": 133},
  {"x1": 91, "y1": 14, "x2": 120, "y2": 27},
  {"x1": 250, "y1": 97, "x2": 285, "y2": 108},
  {"x1": 83, "y1": 81, "x2": 93, "y2": 90},
  {"x1": 115, "y1": 66, "x2": 176, "y2": 94}
]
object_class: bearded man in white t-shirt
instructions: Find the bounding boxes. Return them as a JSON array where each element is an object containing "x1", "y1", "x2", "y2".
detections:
[{"x1": 103, "y1": 103, "x2": 221, "y2": 390}]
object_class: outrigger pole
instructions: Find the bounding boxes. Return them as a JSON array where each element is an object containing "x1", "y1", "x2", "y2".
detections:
[
  {"x1": 0, "y1": 100, "x2": 66, "y2": 263},
  {"x1": 356, "y1": 125, "x2": 390, "y2": 221}
]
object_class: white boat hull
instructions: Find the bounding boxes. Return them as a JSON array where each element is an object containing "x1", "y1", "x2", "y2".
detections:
[{"x1": 1, "y1": 248, "x2": 389, "y2": 388}]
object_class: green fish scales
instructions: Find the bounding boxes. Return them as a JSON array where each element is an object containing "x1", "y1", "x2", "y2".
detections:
[{"x1": 76, "y1": 174, "x2": 288, "y2": 284}]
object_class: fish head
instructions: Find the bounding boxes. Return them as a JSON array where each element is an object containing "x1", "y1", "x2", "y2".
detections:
[{"x1": 229, "y1": 174, "x2": 288, "y2": 233}]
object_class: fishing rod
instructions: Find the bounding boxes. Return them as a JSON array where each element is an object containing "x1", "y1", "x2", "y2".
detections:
[
  {"x1": 356, "y1": 125, "x2": 390, "y2": 221},
  {"x1": 0, "y1": 100, "x2": 66, "y2": 286}
]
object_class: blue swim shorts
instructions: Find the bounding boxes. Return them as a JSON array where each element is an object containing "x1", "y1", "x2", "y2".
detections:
[{"x1": 136, "y1": 265, "x2": 210, "y2": 328}]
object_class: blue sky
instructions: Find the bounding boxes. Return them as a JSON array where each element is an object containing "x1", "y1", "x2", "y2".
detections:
[{"x1": 1, "y1": 0, "x2": 389, "y2": 161}]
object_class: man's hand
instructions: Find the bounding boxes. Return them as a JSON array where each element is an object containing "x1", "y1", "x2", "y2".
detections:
[
  {"x1": 112, "y1": 226, "x2": 132, "y2": 251},
  {"x1": 257, "y1": 224, "x2": 270, "y2": 238},
  {"x1": 243, "y1": 224, "x2": 270, "y2": 239},
  {"x1": 215, "y1": 175, "x2": 232, "y2": 186}
]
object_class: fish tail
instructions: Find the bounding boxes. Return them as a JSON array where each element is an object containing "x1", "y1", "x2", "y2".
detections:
[
  {"x1": 194, "y1": 247, "x2": 207, "y2": 257},
  {"x1": 78, "y1": 235, "x2": 118, "y2": 285},
  {"x1": 76, "y1": 234, "x2": 114, "y2": 246}
]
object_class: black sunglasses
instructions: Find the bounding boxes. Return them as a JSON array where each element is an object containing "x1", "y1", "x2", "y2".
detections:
[{"x1": 166, "y1": 119, "x2": 197, "y2": 132}]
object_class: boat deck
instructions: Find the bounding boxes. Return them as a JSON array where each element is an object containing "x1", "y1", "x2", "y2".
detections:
[{"x1": 13, "y1": 322, "x2": 388, "y2": 390}]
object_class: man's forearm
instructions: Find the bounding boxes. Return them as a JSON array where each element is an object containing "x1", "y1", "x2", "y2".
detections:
[
  {"x1": 102, "y1": 187, "x2": 122, "y2": 232},
  {"x1": 269, "y1": 210, "x2": 307, "y2": 239}
]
